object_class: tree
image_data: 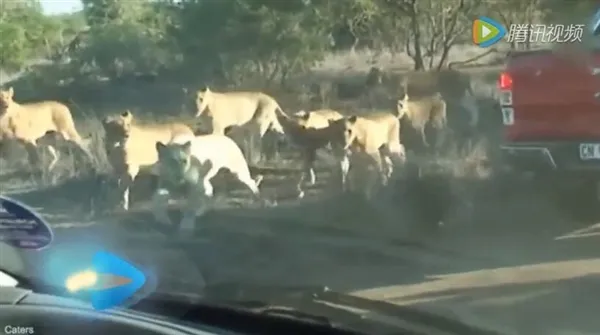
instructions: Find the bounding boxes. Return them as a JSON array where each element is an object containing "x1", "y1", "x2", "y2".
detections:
[
  {"x1": 488, "y1": 0, "x2": 542, "y2": 50},
  {"x1": 324, "y1": 0, "x2": 383, "y2": 51},
  {"x1": 0, "y1": 0, "x2": 63, "y2": 71},
  {"x1": 71, "y1": 0, "x2": 180, "y2": 79},
  {"x1": 173, "y1": 0, "x2": 332, "y2": 87},
  {"x1": 381, "y1": 0, "x2": 482, "y2": 71}
]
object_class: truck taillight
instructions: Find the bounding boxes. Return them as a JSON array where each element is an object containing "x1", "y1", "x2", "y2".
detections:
[
  {"x1": 498, "y1": 72, "x2": 513, "y2": 90},
  {"x1": 498, "y1": 72, "x2": 513, "y2": 106}
]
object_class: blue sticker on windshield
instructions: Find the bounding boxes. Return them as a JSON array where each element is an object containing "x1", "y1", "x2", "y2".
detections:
[{"x1": 0, "y1": 196, "x2": 53, "y2": 250}]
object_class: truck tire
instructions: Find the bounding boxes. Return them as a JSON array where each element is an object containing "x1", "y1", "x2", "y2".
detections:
[{"x1": 492, "y1": 168, "x2": 595, "y2": 218}]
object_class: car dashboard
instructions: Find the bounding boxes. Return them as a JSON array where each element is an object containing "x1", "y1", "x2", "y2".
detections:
[{"x1": 0, "y1": 287, "x2": 237, "y2": 335}]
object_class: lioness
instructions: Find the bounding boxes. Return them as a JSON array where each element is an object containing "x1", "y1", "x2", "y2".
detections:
[
  {"x1": 152, "y1": 134, "x2": 263, "y2": 232},
  {"x1": 195, "y1": 87, "x2": 285, "y2": 156},
  {"x1": 101, "y1": 110, "x2": 194, "y2": 210},
  {"x1": 404, "y1": 69, "x2": 478, "y2": 135},
  {"x1": 325, "y1": 113, "x2": 406, "y2": 196},
  {"x1": 275, "y1": 108, "x2": 346, "y2": 198},
  {"x1": 396, "y1": 92, "x2": 447, "y2": 150},
  {"x1": 0, "y1": 87, "x2": 93, "y2": 171}
]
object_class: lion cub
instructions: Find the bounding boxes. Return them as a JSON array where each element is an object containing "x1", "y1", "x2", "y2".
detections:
[
  {"x1": 0, "y1": 87, "x2": 93, "y2": 171},
  {"x1": 326, "y1": 112, "x2": 406, "y2": 197},
  {"x1": 152, "y1": 134, "x2": 263, "y2": 232},
  {"x1": 101, "y1": 110, "x2": 194, "y2": 210}
]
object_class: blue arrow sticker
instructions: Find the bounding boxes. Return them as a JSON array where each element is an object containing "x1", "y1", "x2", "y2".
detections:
[
  {"x1": 90, "y1": 251, "x2": 146, "y2": 310},
  {"x1": 0, "y1": 195, "x2": 53, "y2": 250}
]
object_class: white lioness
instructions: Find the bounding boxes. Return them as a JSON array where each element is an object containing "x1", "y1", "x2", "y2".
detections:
[
  {"x1": 274, "y1": 108, "x2": 346, "y2": 198},
  {"x1": 325, "y1": 112, "x2": 407, "y2": 197},
  {"x1": 0, "y1": 87, "x2": 93, "y2": 171},
  {"x1": 396, "y1": 92, "x2": 447, "y2": 149},
  {"x1": 152, "y1": 134, "x2": 263, "y2": 232},
  {"x1": 101, "y1": 110, "x2": 195, "y2": 210}
]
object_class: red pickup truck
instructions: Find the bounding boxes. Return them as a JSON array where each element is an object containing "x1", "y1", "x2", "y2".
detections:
[{"x1": 498, "y1": 48, "x2": 600, "y2": 204}]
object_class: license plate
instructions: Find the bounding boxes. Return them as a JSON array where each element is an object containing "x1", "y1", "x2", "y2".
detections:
[
  {"x1": 498, "y1": 90, "x2": 512, "y2": 106},
  {"x1": 501, "y1": 107, "x2": 514, "y2": 125},
  {"x1": 579, "y1": 143, "x2": 600, "y2": 160}
]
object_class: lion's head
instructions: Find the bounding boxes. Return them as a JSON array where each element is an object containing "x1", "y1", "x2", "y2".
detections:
[
  {"x1": 102, "y1": 110, "x2": 134, "y2": 144},
  {"x1": 195, "y1": 86, "x2": 213, "y2": 117},
  {"x1": 293, "y1": 110, "x2": 312, "y2": 126},
  {"x1": 35, "y1": 130, "x2": 63, "y2": 147},
  {"x1": 325, "y1": 115, "x2": 360, "y2": 152},
  {"x1": 365, "y1": 66, "x2": 383, "y2": 88},
  {"x1": 155, "y1": 140, "x2": 193, "y2": 182},
  {"x1": 0, "y1": 87, "x2": 15, "y2": 115}
]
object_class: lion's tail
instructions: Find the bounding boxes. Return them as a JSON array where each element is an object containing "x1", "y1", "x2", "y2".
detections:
[
  {"x1": 269, "y1": 103, "x2": 289, "y2": 134},
  {"x1": 254, "y1": 174, "x2": 264, "y2": 188}
]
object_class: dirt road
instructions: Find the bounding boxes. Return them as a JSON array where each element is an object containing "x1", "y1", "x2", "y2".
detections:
[{"x1": 3, "y1": 165, "x2": 600, "y2": 335}]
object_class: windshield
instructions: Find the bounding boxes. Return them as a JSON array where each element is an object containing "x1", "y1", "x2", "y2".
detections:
[{"x1": 2, "y1": 1, "x2": 600, "y2": 334}]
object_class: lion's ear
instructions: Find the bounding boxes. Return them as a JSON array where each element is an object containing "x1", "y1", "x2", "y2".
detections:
[
  {"x1": 121, "y1": 110, "x2": 133, "y2": 122},
  {"x1": 298, "y1": 110, "x2": 310, "y2": 120},
  {"x1": 6, "y1": 87, "x2": 13, "y2": 97},
  {"x1": 155, "y1": 141, "x2": 166, "y2": 153},
  {"x1": 204, "y1": 86, "x2": 210, "y2": 92},
  {"x1": 347, "y1": 115, "x2": 358, "y2": 123},
  {"x1": 181, "y1": 141, "x2": 192, "y2": 154}
]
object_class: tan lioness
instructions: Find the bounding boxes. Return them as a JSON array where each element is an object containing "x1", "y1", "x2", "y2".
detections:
[
  {"x1": 195, "y1": 86, "x2": 284, "y2": 137},
  {"x1": 403, "y1": 69, "x2": 478, "y2": 132},
  {"x1": 101, "y1": 110, "x2": 194, "y2": 210},
  {"x1": 325, "y1": 112, "x2": 406, "y2": 196},
  {"x1": 0, "y1": 87, "x2": 93, "y2": 171},
  {"x1": 396, "y1": 92, "x2": 447, "y2": 149},
  {"x1": 195, "y1": 87, "x2": 286, "y2": 162},
  {"x1": 274, "y1": 109, "x2": 345, "y2": 198}
]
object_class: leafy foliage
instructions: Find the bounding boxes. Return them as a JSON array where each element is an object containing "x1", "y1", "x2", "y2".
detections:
[{"x1": 1, "y1": 0, "x2": 594, "y2": 84}]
